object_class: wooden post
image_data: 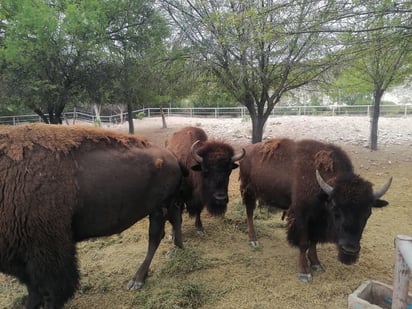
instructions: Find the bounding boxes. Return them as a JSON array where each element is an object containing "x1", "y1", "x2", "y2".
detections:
[{"x1": 392, "y1": 235, "x2": 412, "y2": 309}]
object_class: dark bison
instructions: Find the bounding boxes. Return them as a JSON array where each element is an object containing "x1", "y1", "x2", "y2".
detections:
[
  {"x1": 0, "y1": 124, "x2": 185, "y2": 308},
  {"x1": 166, "y1": 126, "x2": 245, "y2": 234},
  {"x1": 239, "y1": 138, "x2": 392, "y2": 282}
]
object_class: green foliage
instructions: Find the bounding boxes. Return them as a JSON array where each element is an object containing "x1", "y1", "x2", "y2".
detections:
[
  {"x1": 324, "y1": 67, "x2": 373, "y2": 105},
  {"x1": 135, "y1": 112, "x2": 145, "y2": 120},
  {"x1": 0, "y1": 0, "x2": 170, "y2": 121},
  {"x1": 93, "y1": 118, "x2": 101, "y2": 127}
]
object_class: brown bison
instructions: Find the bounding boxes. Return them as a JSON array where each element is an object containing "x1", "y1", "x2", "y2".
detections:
[
  {"x1": 166, "y1": 126, "x2": 244, "y2": 234},
  {"x1": 239, "y1": 138, "x2": 392, "y2": 282},
  {"x1": 0, "y1": 124, "x2": 185, "y2": 308}
]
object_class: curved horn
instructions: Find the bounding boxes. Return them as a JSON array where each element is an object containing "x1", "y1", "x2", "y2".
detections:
[
  {"x1": 316, "y1": 170, "x2": 334, "y2": 196},
  {"x1": 232, "y1": 148, "x2": 246, "y2": 162},
  {"x1": 190, "y1": 140, "x2": 203, "y2": 163},
  {"x1": 373, "y1": 177, "x2": 392, "y2": 199}
]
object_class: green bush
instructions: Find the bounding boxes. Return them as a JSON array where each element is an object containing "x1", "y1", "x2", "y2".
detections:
[{"x1": 135, "y1": 112, "x2": 145, "y2": 120}]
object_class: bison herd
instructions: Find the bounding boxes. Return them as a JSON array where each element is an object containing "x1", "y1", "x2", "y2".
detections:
[{"x1": 0, "y1": 123, "x2": 391, "y2": 308}]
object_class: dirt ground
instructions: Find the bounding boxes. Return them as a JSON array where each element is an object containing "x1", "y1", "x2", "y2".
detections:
[{"x1": 0, "y1": 116, "x2": 411, "y2": 309}]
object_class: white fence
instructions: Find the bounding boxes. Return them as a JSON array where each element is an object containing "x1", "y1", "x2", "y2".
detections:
[
  {"x1": 0, "y1": 104, "x2": 411, "y2": 125},
  {"x1": 392, "y1": 235, "x2": 412, "y2": 309}
]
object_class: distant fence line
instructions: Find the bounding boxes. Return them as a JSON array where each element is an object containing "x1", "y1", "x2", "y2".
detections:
[{"x1": 0, "y1": 104, "x2": 411, "y2": 126}]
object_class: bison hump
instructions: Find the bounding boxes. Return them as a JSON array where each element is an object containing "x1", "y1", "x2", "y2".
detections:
[
  {"x1": 314, "y1": 150, "x2": 335, "y2": 172},
  {"x1": 0, "y1": 124, "x2": 149, "y2": 161}
]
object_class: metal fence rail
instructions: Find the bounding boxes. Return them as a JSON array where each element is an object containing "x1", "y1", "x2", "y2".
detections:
[{"x1": 0, "y1": 104, "x2": 410, "y2": 125}]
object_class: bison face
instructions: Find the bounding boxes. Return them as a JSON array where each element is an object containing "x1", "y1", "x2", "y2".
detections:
[
  {"x1": 316, "y1": 170, "x2": 392, "y2": 265},
  {"x1": 191, "y1": 141, "x2": 245, "y2": 216},
  {"x1": 192, "y1": 158, "x2": 238, "y2": 216},
  {"x1": 329, "y1": 197, "x2": 371, "y2": 265}
]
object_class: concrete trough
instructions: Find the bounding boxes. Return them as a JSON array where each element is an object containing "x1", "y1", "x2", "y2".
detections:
[{"x1": 348, "y1": 280, "x2": 412, "y2": 309}]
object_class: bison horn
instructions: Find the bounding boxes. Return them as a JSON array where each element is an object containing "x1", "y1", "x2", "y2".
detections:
[
  {"x1": 232, "y1": 148, "x2": 246, "y2": 162},
  {"x1": 373, "y1": 177, "x2": 392, "y2": 199},
  {"x1": 190, "y1": 140, "x2": 203, "y2": 163},
  {"x1": 316, "y1": 170, "x2": 334, "y2": 196}
]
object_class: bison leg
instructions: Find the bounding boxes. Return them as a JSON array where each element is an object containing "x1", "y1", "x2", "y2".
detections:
[
  {"x1": 298, "y1": 246, "x2": 312, "y2": 283},
  {"x1": 194, "y1": 212, "x2": 206, "y2": 236},
  {"x1": 127, "y1": 208, "x2": 166, "y2": 290},
  {"x1": 25, "y1": 241, "x2": 79, "y2": 309},
  {"x1": 167, "y1": 203, "x2": 184, "y2": 248},
  {"x1": 308, "y1": 243, "x2": 325, "y2": 272},
  {"x1": 243, "y1": 192, "x2": 258, "y2": 246},
  {"x1": 25, "y1": 287, "x2": 42, "y2": 309}
]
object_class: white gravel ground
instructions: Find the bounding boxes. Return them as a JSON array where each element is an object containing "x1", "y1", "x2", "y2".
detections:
[{"x1": 129, "y1": 115, "x2": 412, "y2": 148}]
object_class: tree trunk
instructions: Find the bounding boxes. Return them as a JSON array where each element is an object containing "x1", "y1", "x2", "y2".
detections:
[
  {"x1": 34, "y1": 108, "x2": 50, "y2": 124},
  {"x1": 93, "y1": 104, "x2": 102, "y2": 127},
  {"x1": 369, "y1": 88, "x2": 384, "y2": 151},
  {"x1": 160, "y1": 106, "x2": 167, "y2": 129},
  {"x1": 127, "y1": 103, "x2": 135, "y2": 134},
  {"x1": 251, "y1": 114, "x2": 267, "y2": 144}
]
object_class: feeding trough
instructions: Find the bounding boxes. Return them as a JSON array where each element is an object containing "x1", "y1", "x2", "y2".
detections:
[
  {"x1": 349, "y1": 235, "x2": 412, "y2": 309},
  {"x1": 348, "y1": 280, "x2": 412, "y2": 309}
]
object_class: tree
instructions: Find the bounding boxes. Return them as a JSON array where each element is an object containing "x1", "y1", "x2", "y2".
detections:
[
  {"x1": 351, "y1": 3, "x2": 411, "y2": 150},
  {"x1": 98, "y1": 0, "x2": 170, "y2": 134},
  {"x1": 161, "y1": 0, "x2": 352, "y2": 143},
  {"x1": 0, "y1": 0, "x2": 120, "y2": 123},
  {"x1": 1, "y1": 0, "x2": 169, "y2": 128}
]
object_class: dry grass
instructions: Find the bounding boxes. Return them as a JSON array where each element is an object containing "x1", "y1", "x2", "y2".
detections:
[{"x1": 1, "y1": 118, "x2": 411, "y2": 309}]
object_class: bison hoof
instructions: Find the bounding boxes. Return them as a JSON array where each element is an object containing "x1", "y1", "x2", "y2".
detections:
[
  {"x1": 298, "y1": 273, "x2": 312, "y2": 283},
  {"x1": 196, "y1": 230, "x2": 206, "y2": 237},
  {"x1": 249, "y1": 240, "x2": 259, "y2": 247},
  {"x1": 311, "y1": 264, "x2": 325, "y2": 272},
  {"x1": 127, "y1": 280, "x2": 143, "y2": 290}
]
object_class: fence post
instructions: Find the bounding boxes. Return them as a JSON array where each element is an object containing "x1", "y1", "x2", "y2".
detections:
[{"x1": 392, "y1": 234, "x2": 412, "y2": 309}]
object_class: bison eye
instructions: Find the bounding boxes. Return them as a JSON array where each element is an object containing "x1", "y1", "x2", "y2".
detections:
[{"x1": 331, "y1": 202, "x2": 341, "y2": 219}]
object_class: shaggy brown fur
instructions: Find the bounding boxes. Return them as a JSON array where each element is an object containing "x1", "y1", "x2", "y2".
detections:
[
  {"x1": 0, "y1": 124, "x2": 184, "y2": 309},
  {"x1": 239, "y1": 137, "x2": 391, "y2": 283},
  {"x1": 0, "y1": 123, "x2": 148, "y2": 161},
  {"x1": 166, "y1": 126, "x2": 243, "y2": 233}
]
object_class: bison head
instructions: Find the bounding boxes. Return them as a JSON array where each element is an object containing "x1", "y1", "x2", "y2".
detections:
[
  {"x1": 316, "y1": 170, "x2": 392, "y2": 265},
  {"x1": 190, "y1": 140, "x2": 245, "y2": 215}
]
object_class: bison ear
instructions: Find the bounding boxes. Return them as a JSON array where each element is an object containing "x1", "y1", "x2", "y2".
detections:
[
  {"x1": 231, "y1": 163, "x2": 239, "y2": 170},
  {"x1": 373, "y1": 199, "x2": 389, "y2": 208},
  {"x1": 191, "y1": 164, "x2": 202, "y2": 172}
]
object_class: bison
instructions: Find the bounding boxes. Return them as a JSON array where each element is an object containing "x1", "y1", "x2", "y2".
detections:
[
  {"x1": 166, "y1": 126, "x2": 244, "y2": 234},
  {"x1": 0, "y1": 124, "x2": 185, "y2": 308},
  {"x1": 239, "y1": 138, "x2": 392, "y2": 282}
]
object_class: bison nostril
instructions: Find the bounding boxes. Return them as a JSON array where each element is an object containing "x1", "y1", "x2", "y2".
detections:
[
  {"x1": 340, "y1": 244, "x2": 360, "y2": 255},
  {"x1": 213, "y1": 193, "x2": 228, "y2": 201}
]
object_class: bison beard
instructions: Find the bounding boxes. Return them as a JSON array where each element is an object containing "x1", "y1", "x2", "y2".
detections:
[{"x1": 204, "y1": 192, "x2": 228, "y2": 216}]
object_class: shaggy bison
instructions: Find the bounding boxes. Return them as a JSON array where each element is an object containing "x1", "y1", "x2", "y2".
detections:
[
  {"x1": 166, "y1": 126, "x2": 244, "y2": 234},
  {"x1": 239, "y1": 138, "x2": 392, "y2": 282},
  {"x1": 0, "y1": 124, "x2": 185, "y2": 308}
]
